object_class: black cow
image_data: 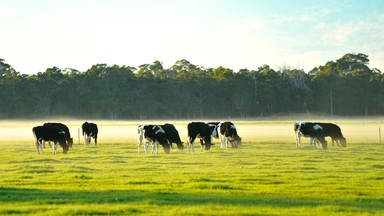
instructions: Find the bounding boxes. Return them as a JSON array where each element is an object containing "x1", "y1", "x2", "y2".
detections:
[
  {"x1": 187, "y1": 122, "x2": 215, "y2": 152},
  {"x1": 32, "y1": 125, "x2": 69, "y2": 154},
  {"x1": 82, "y1": 122, "x2": 98, "y2": 146},
  {"x1": 160, "y1": 124, "x2": 184, "y2": 150},
  {"x1": 142, "y1": 125, "x2": 171, "y2": 154},
  {"x1": 43, "y1": 122, "x2": 73, "y2": 147},
  {"x1": 218, "y1": 121, "x2": 242, "y2": 148},
  {"x1": 314, "y1": 122, "x2": 346, "y2": 147},
  {"x1": 295, "y1": 122, "x2": 346, "y2": 150}
]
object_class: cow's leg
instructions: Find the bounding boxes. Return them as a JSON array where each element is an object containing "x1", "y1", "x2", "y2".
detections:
[
  {"x1": 84, "y1": 134, "x2": 88, "y2": 146},
  {"x1": 188, "y1": 136, "x2": 195, "y2": 153},
  {"x1": 220, "y1": 134, "x2": 225, "y2": 148},
  {"x1": 200, "y1": 139, "x2": 204, "y2": 152},
  {"x1": 296, "y1": 132, "x2": 301, "y2": 148},
  {"x1": 53, "y1": 142, "x2": 57, "y2": 154},
  {"x1": 94, "y1": 135, "x2": 98, "y2": 146},
  {"x1": 144, "y1": 141, "x2": 149, "y2": 154},
  {"x1": 334, "y1": 138, "x2": 341, "y2": 147},
  {"x1": 151, "y1": 142, "x2": 155, "y2": 154},
  {"x1": 37, "y1": 138, "x2": 44, "y2": 154},
  {"x1": 138, "y1": 138, "x2": 142, "y2": 154},
  {"x1": 317, "y1": 137, "x2": 327, "y2": 150},
  {"x1": 309, "y1": 137, "x2": 314, "y2": 146}
]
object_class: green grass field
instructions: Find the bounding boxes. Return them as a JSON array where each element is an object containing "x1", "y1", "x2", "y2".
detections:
[{"x1": 1, "y1": 120, "x2": 384, "y2": 215}]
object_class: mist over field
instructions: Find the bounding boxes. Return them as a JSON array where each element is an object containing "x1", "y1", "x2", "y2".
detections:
[{"x1": 1, "y1": 117, "x2": 383, "y2": 145}]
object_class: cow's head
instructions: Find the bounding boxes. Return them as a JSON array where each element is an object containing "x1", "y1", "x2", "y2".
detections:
[
  {"x1": 340, "y1": 137, "x2": 347, "y2": 147},
  {"x1": 58, "y1": 132, "x2": 69, "y2": 154},
  {"x1": 61, "y1": 144, "x2": 69, "y2": 154},
  {"x1": 230, "y1": 136, "x2": 242, "y2": 148},
  {"x1": 161, "y1": 143, "x2": 171, "y2": 154},
  {"x1": 68, "y1": 138, "x2": 73, "y2": 147},
  {"x1": 203, "y1": 142, "x2": 214, "y2": 150},
  {"x1": 176, "y1": 142, "x2": 184, "y2": 150},
  {"x1": 317, "y1": 137, "x2": 327, "y2": 150}
]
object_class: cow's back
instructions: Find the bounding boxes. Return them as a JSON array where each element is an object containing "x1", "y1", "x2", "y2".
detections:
[
  {"x1": 161, "y1": 123, "x2": 182, "y2": 143},
  {"x1": 33, "y1": 126, "x2": 66, "y2": 143},
  {"x1": 315, "y1": 123, "x2": 342, "y2": 136},
  {"x1": 188, "y1": 122, "x2": 209, "y2": 137}
]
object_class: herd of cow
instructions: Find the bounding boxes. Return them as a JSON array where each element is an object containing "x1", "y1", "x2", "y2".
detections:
[
  {"x1": 31, "y1": 120, "x2": 346, "y2": 154},
  {"x1": 137, "y1": 122, "x2": 242, "y2": 154}
]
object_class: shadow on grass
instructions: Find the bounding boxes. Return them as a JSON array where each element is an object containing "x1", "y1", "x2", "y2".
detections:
[{"x1": 0, "y1": 187, "x2": 382, "y2": 214}]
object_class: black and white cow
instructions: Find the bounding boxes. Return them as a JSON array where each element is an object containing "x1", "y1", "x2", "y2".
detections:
[
  {"x1": 82, "y1": 122, "x2": 98, "y2": 146},
  {"x1": 294, "y1": 122, "x2": 317, "y2": 147},
  {"x1": 43, "y1": 122, "x2": 73, "y2": 147},
  {"x1": 218, "y1": 121, "x2": 242, "y2": 148},
  {"x1": 32, "y1": 125, "x2": 69, "y2": 154},
  {"x1": 187, "y1": 122, "x2": 215, "y2": 152},
  {"x1": 138, "y1": 124, "x2": 182, "y2": 154},
  {"x1": 141, "y1": 125, "x2": 171, "y2": 154},
  {"x1": 160, "y1": 123, "x2": 184, "y2": 150},
  {"x1": 295, "y1": 122, "x2": 346, "y2": 149}
]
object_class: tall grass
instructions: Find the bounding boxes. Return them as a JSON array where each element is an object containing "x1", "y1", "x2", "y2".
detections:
[{"x1": 0, "y1": 120, "x2": 383, "y2": 215}]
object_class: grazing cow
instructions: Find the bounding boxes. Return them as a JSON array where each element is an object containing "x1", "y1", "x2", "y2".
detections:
[
  {"x1": 187, "y1": 122, "x2": 215, "y2": 152},
  {"x1": 82, "y1": 122, "x2": 98, "y2": 146},
  {"x1": 43, "y1": 122, "x2": 73, "y2": 147},
  {"x1": 32, "y1": 125, "x2": 69, "y2": 154},
  {"x1": 294, "y1": 122, "x2": 317, "y2": 147},
  {"x1": 295, "y1": 122, "x2": 328, "y2": 149},
  {"x1": 160, "y1": 124, "x2": 184, "y2": 150},
  {"x1": 138, "y1": 124, "x2": 182, "y2": 154},
  {"x1": 142, "y1": 125, "x2": 171, "y2": 154},
  {"x1": 218, "y1": 121, "x2": 242, "y2": 148},
  {"x1": 314, "y1": 122, "x2": 346, "y2": 147},
  {"x1": 295, "y1": 122, "x2": 346, "y2": 149}
]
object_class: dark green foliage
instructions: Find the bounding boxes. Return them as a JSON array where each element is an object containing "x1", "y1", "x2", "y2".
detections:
[{"x1": 0, "y1": 53, "x2": 383, "y2": 119}]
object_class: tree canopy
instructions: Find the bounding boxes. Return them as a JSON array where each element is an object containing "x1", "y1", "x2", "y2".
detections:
[{"x1": 0, "y1": 53, "x2": 382, "y2": 119}]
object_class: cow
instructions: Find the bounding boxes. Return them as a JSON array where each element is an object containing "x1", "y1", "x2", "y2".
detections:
[
  {"x1": 138, "y1": 124, "x2": 182, "y2": 154},
  {"x1": 294, "y1": 122, "x2": 317, "y2": 147},
  {"x1": 32, "y1": 125, "x2": 69, "y2": 154},
  {"x1": 187, "y1": 122, "x2": 215, "y2": 152},
  {"x1": 82, "y1": 122, "x2": 98, "y2": 146},
  {"x1": 43, "y1": 122, "x2": 73, "y2": 147},
  {"x1": 295, "y1": 122, "x2": 346, "y2": 149},
  {"x1": 217, "y1": 121, "x2": 242, "y2": 148},
  {"x1": 314, "y1": 122, "x2": 346, "y2": 147},
  {"x1": 141, "y1": 125, "x2": 171, "y2": 154},
  {"x1": 295, "y1": 122, "x2": 328, "y2": 149},
  {"x1": 160, "y1": 123, "x2": 184, "y2": 150}
]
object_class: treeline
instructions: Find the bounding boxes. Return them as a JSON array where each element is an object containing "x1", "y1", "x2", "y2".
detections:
[{"x1": 0, "y1": 53, "x2": 383, "y2": 119}]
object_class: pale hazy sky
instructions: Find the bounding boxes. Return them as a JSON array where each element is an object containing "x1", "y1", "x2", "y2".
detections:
[{"x1": 1, "y1": 0, "x2": 383, "y2": 74}]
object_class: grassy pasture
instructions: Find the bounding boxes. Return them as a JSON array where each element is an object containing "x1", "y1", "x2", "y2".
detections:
[{"x1": 0, "y1": 119, "x2": 384, "y2": 215}]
